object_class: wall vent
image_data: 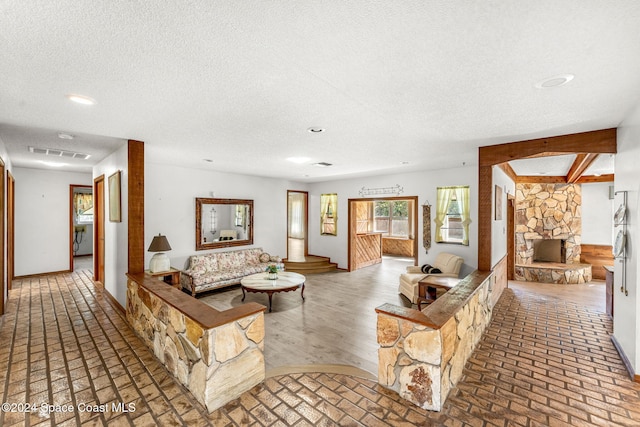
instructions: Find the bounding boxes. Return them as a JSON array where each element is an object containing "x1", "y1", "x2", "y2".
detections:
[{"x1": 29, "y1": 146, "x2": 91, "y2": 160}]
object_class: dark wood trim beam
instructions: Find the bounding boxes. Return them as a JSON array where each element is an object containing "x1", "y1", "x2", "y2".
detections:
[
  {"x1": 496, "y1": 162, "x2": 517, "y2": 182},
  {"x1": 576, "y1": 173, "x2": 615, "y2": 184},
  {"x1": 128, "y1": 140, "x2": 145, "y2": 274},
  {"x1": 478, "y1": 165, "x2": 493, "y2": 271},
  {"x1": 566, "y1": 153, "x2": 599, "y2": 183},
  {"x1": 479, "y1": 128, "x2": 616, "y2": 167},
  {"x1": 515, "y1": 175, "x2": 567, "y2": 184}
]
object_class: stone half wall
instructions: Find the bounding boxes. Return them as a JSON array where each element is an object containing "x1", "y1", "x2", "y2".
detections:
[
  {"x1": 515, "y1": 183, "x2": 582, "y2": 265},
  {"x1": 126, "y1": 276, "x2": 266, "y2": 412},
  {"x1": 376, "y1": 271, "x2": 495, "y2": 411}
]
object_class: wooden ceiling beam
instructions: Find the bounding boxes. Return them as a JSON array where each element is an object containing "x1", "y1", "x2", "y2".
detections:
[
  {"x1": 479, "y1": 128, "x2": 616, "y2": 167},
  {"x1": 515, "y1": 175, "x2": 567, "y2": 184},
  {"x1": 566, "y1": 153, "x2": 600, "y2": 183},
  {"x1": 576, "y1": 173, "x2": 615, "y2": 184},
  {"x1": 496, "y1": 162, "x2": 517, "y2": 182}
]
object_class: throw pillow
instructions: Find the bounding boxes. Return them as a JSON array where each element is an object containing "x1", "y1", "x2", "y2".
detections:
[{"x1": 259, "y1": 253, "x2": 270, "y2": 263}]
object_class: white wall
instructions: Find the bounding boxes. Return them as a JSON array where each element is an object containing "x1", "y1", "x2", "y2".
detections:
[
  {"x1": 145, "y1": 163, "x2": 305, "y2": 272},
  {"x1": 581, "y1": 182, "x2": 615, "y2": 246},
  {"x1": 307, "y1": 164, "x2": 478, "y2": 272},
  {"x1": 613, "y1": 102, "x2": 640, "y2": 375},
  {"x1": 13, "y1": 167, "x2": 92, "y2": 276},
  {"x1": 491, "y1": 166, "x2": 515, "y2": 267},
  {"x1": 94, "y1": 145, "x2": 129, "y2": 307}
]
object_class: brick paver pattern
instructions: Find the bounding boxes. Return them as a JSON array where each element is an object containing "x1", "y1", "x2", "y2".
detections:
[{"x1": 1, "y1": 270, "x2": 639, "y2": 426}]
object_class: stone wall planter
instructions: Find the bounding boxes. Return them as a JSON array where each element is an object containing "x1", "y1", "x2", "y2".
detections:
[
  {"x1": 126, "y1": 273, "x2": 266, "y2": 412},
  {"x1": 376, "y1": 270, "x2": 498, "y2": 411}
]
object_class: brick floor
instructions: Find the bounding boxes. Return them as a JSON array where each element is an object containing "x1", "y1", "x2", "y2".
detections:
[{"x1": 1, "y1": 271, "x2": 639, "y2": 426}]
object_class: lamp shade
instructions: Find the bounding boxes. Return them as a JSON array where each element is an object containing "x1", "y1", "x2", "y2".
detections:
[{"x1": 148, "y1": 234, "x2": 172, "y2": 252}]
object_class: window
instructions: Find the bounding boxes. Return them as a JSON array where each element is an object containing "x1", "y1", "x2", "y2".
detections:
[
  {"x1": 374, "y1": 200, "x2": 411, "y2": 238},
  {"x1": 435, "y1": 186, "x2": 470, "y2": 245},
  {"x1": 74, "y1": 192, "x2": 93, "y2": 224}
]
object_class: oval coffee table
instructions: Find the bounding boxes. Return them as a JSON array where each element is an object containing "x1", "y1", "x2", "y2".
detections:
[{"x1": 240, "y1": 271, "x2": 306, "y2": 312}]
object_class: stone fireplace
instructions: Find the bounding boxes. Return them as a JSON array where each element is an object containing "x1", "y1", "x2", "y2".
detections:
[
  {"x1": 514, "y1": 183, "x2": 591, "y2": 284},
  {"x1": 533, "y1": 239, "x2": 566, "y2": 263}
]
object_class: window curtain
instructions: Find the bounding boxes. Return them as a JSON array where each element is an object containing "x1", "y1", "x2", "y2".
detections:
[
  {"x1": 320, "y1": 193, "x2": 337, "y2": 235},
  {"x1": 434, "y1": 187, "x2": 453, "y2": 242},
  {"x1": 453, "y1": 186, "x2": 471, "y2": 245},
  {"x1": 288, "y1": 193, "x2": 305, "y2": 239}
]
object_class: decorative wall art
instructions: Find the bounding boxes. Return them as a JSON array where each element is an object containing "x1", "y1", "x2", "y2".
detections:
[
  {"x1": 108, "y1": 170, "x2": 121, "y2": 222},
  {"x1": 495, "y1": 185, "x2": 503, "y2": 220},
  {"x1": 423, "y1": 203, "x2": 431, "y2": 253},
  {"x1": 320, "y1": 193, "x2": 338, "y2": 236}
]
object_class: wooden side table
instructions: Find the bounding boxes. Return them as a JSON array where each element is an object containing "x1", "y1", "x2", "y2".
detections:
[
  {"x1": 146, "y1": 267, "x2": 181, "y2": 290},
  {"x1": 417, "y1": 276, "x2": 460, "y2": 310}
]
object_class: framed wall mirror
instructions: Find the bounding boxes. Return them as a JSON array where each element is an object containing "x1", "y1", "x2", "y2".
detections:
[{"x1": 195, "y1": 198, "x2": 253, "y2": 250}]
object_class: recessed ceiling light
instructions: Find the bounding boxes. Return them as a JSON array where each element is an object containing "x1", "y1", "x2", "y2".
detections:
[
  {"x1": 287, "y1": 157, "x2": 311, "y2": 164},
  {"x1": 203, "y1": 159, "x2": 214, "y2": 163},
  {"x1": 307, "y1": 127, "x2": 325, "y2": 133},
  {"x1": 534, "y1": 74, "x2": 574, "y2": 89},
  {"x1": 57, "y1": 133, "x2": 75, "y2": 140},
  {"x1": 312, "y1": 162, "x2": 332, "y2": 167},
  {"x1": 401, "y1": 161, "x2": 409, "y2": 165},
  {"x1": 66, "y1": 94, "x2": 96, "y2": 105}
]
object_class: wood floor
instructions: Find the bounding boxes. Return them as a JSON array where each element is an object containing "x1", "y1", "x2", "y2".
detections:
[{"x1": 199, "y1": 257, "x2": 607, "y2": 377}]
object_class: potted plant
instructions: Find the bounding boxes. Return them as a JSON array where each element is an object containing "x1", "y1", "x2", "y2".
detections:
[{"x1": 266, "y1": 264, "x2": 278, "y2": 280}]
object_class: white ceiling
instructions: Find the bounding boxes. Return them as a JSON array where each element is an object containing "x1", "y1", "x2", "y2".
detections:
[{"x1": 1, "y1": 1, "x2": 639, "y2": 180}]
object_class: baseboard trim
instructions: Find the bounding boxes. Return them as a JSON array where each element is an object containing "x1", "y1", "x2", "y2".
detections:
[
  {"x1": 611, "y1": 335, "x2": 638, "y2": 382},
  {"x1": 98, "y1": 283, "x2": 126, "y2": 315}
]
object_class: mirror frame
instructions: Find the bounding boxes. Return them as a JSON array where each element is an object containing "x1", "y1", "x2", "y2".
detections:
[{"x1": 195, "y1": 198, "x2": 254, "y2": 251}]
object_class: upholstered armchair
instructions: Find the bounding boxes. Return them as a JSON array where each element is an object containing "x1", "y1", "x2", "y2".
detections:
[{"x1": 398, "y1": 252, "x2": 464, "y2": 304}]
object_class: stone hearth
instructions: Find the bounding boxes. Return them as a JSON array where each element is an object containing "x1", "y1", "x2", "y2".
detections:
[{"x1": 515, "y1": 183, "x2": 589, "y2": 284}]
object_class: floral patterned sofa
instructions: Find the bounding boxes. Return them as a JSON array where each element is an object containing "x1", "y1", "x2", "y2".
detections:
[{"x1": 181, "y1": 248, "x2": 283, "y2": 296}]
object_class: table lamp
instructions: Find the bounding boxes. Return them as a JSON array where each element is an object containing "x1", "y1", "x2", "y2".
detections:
[{"x1": 148, "y1": 234, "x2": 172, "y2": 273}]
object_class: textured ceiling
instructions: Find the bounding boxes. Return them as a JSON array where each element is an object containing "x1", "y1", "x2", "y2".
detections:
[{"x1": 1, "y1": 1, "x2": 639, "y2": 180}]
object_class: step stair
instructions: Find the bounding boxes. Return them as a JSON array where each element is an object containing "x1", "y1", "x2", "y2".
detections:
[{"x1": 283, "y1": 255, "x2": 338, "y2": 274}]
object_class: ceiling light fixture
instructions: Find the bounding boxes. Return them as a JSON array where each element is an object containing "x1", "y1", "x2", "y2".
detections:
[
  {"x1": 307, "y1": 127, "x2": 325, "y2": 133},
  {"x1": 534, "y1": 74, "x2": 574, "y2": 89},
  {"x1": 66, "y1": 94, "x2": 96, "y2": 105},
  {"x1": 203, "y1": 159, "x2": 214, "y2": 163},
  {"x1": 39, "y1": 161, "x2": 67, "y2": 168},
  {"x1": 286, "y1": 157, "x2": 311, "y2": 164},
  {"x1": 57, "y1": 133, "x2": 75, "y2": 140}
]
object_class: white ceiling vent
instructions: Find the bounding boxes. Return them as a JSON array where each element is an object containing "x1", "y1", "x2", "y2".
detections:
[{"x1": 28, "y1": 146, "x2": 91, "y2": 160}]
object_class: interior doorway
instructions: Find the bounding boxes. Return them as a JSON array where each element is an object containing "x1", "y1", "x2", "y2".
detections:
[
  {"x1": 507, "y1": 195, "x2": 515, "y2": 280},
  {"x1": 93, "y1": 176, "x2": 105, "y2": 284},
  {"x1": 348, "y1": 196, "x2": 418, "y2": 271},
  {"x1": 0, "y1": 159, "x2": 4, "y2": 315},
  {"x1": 7, "y1": 171, "x2": 14, "y2": 292},
  {"x1": 287, "y1": 191, "x2": 308, "y2": 262},
  {"x1": 70, "y1": 185, "x2": 94, "y2": 271}
]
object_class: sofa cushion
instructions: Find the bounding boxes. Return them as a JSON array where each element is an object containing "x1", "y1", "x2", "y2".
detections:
[
  {"x1": 245, "y1": 248, "x2": 262, "y2": 265},
  {"x1": 189, "y1": 254, "x2": 218, "y2": 275},
  {"x1": 259, "y1": 253, "x2": 270, "y2": 263},
  {"x1": 218, "y1": 251, "x2": 245, "y2": 270}
]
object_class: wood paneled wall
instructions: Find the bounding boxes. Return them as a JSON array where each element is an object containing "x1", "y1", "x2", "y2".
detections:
[
  {"x1": 382, "y1": 237, "x2": 414, "y2": 257},
  {"x1": 580, "y1": 244, "x2": 614, "y2": 280}
]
